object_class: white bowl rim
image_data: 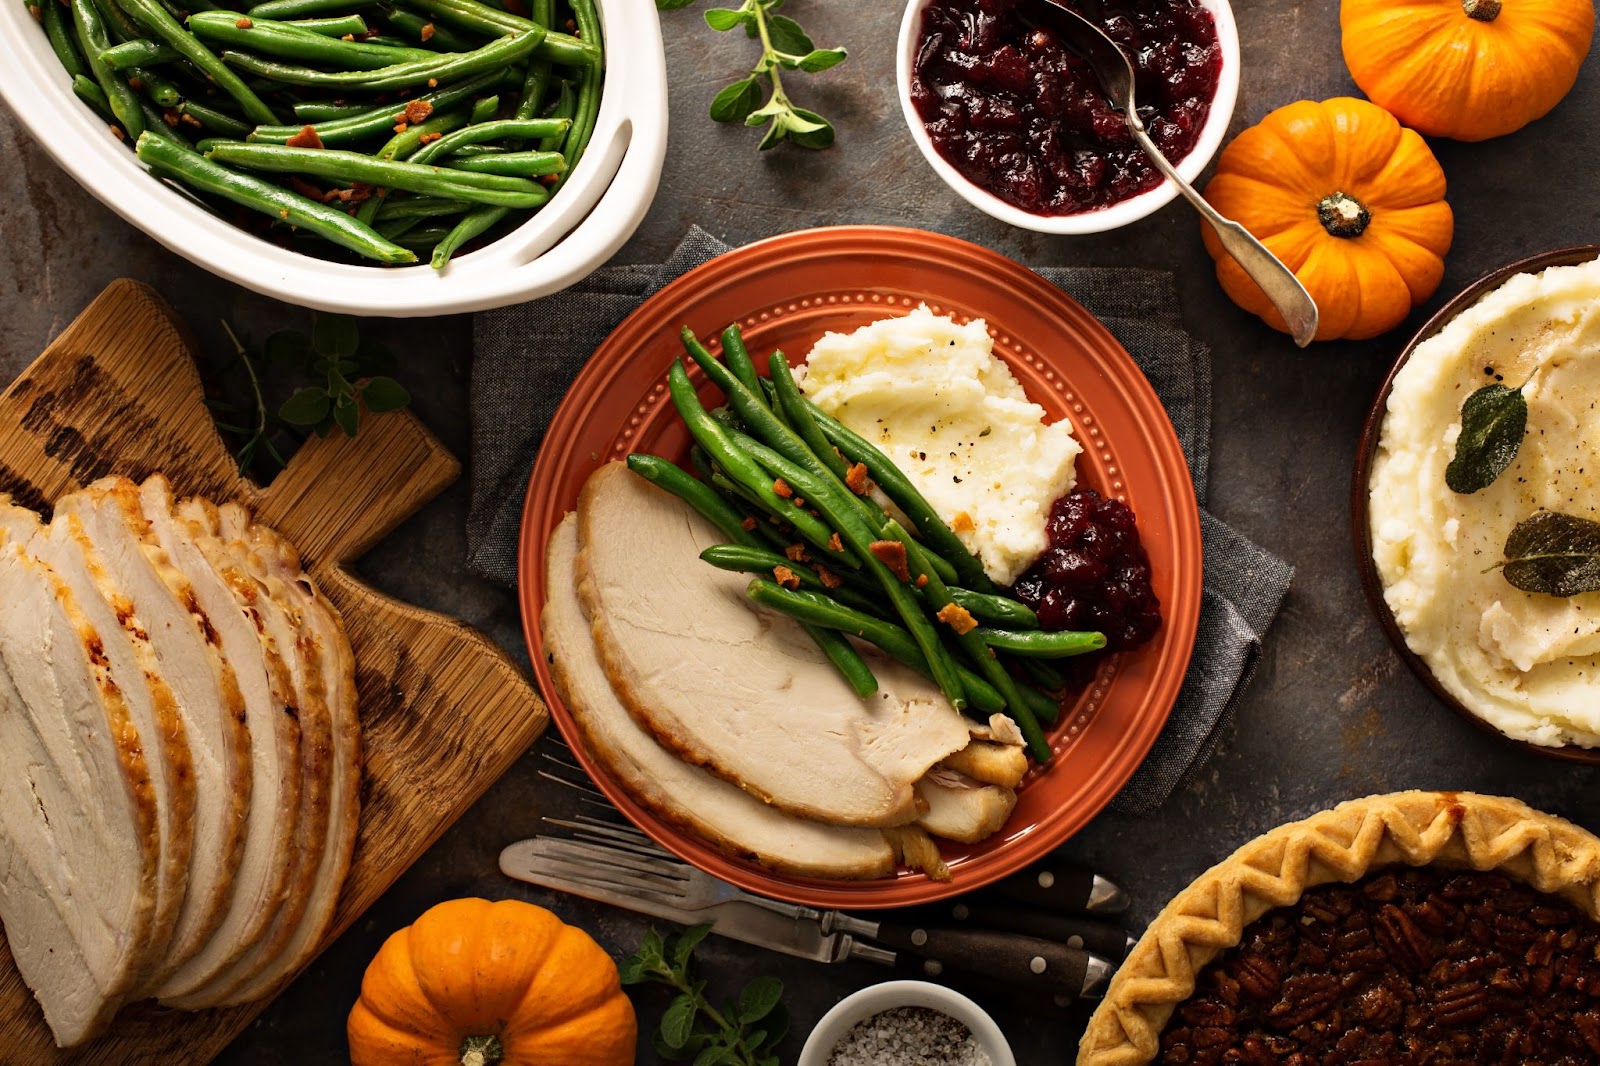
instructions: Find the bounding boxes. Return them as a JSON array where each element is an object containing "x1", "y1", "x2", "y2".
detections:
[
  {"x1": 796, "y1": 980, "x2": 1017, "y2": 1066},
  {"x1": 895, "y1": 0, "x2": 1241, "y2": 235},
  {"x1": 0, "y1": 0, "x2": 669, "y2": 316}
]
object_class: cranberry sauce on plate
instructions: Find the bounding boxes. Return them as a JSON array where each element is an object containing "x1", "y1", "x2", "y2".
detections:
[{"x1": 910, "y1": 0, "x2": 1222, "y2": 216}]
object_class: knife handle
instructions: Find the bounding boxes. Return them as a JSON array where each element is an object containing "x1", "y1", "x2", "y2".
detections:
[
  {"x1": 891, "y1": 900, "x2": 1132, "y2": 960},
  {"x1": 868, "y1": 921, "x2": 1103, "y2": 1000},
  {"x1": 989, "y1": 861, "x2": 1128, "y2": 915}
]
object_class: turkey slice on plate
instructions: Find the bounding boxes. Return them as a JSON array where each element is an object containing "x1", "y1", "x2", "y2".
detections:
[
  {"x1": 27, "y1": 509, "x2": 197, "y2": 981},
  {"x1": 915, "y1": 770, "x2": 1017, "y2": 844},
  {"x1": 544, "y1": 515, "x2": 896, "y2": 880},
  {"x1": 162, "y1": 496, "x2": 334, "y2": 1010},
  {"x1": 207, "y1": 505, "x2": 359, "y2": 1007},
  {"x1": 135, "y1": 476, "x2": 303, "y2": 1005},
  {"x1": 57, "y1": 477, "x2": 253, "y2": 988},
  {"x1": 575, "y1": 462, "x2": 970, "y2": 829},
  {"x1": 0, "y1": 516, "x2": 159, "y2": 1045}
]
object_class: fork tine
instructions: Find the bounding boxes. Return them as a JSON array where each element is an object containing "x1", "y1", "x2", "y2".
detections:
[
  {"x1": 528, "y1": 840, "x2": 692, "y2": 890},
  {"x1": 546, "y1": 817, "x2": 671, "y2": 856},
  {"x1": 524, "y1": 856, "x2": 692, "y2": 902},
  {"x1": 525, "y1": 862, "x2": 714, "y2": 913}
]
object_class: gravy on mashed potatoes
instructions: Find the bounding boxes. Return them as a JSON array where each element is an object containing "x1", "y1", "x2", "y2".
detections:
[{"x1": 1369, "y1": 261, "x2": 1600, "y2": 747}]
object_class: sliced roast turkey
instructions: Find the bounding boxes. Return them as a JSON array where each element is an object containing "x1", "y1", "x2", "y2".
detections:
[
  {"x1": 26, "y1": 508, "x2": 197, "y2": 977},
  {"x1": 207, "y1": 505, "x2": 360, "y2": 1007},
  {"x1": 575, "y1": 462, "x2": 971, "y2": 828},
  {"x1": 0, "y1": 521, "x2": 160, "y2": 1045},
  {"x1": 914, "y1": 771, "x2": 1016, "y2": 844},
  {"x1": 135, "y1": 476, "x2": 304, "y2": 1004},
  {"x1": 161, "y1": 495, "x2": 334, "y2": 1010},
  {"x1": 57, "y1": 477, "x2": 253, "y2": 987},
  {"x1": 544, "y1": 515, "x2": 896, "y2": 879}
]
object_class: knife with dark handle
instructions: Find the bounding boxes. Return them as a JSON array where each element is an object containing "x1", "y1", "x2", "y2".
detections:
[
  {"x1": 879, "y1": 899, "x2": 1134, "y2": 959},
  {"x1": 852, "y1": 920, "x2": 1113, "y2": 1000},
  {"x1": 987, "y1": 861, "x2": 1129, "y2": 915}
]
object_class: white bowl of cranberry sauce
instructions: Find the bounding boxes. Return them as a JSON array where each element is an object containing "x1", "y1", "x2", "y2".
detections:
[{"x1": 898, "y1": 0, "x2": 1240, "y2": 234}]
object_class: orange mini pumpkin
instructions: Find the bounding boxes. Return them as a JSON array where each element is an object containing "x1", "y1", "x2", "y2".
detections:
[
  {"x1": 1201, "y1": 97, "x2": 1454, "y2": 342},
  {"x1": 1342, "y1": 0, "x2": 1594, "y2": 141},
  {"x1": 347, "y1": 899, "x2": 637, "y2": 1066}
]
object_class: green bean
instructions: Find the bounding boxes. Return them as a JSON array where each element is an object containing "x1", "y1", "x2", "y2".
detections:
[
  {"x1": 127, "y1": 64, "x2": 180, "y2": 106},
  {"x1": 117, "y1": 0, "x2": 281, "y2": 123},
  {"x1": 717, "y1": 417, "x2": 969, "y2": 713},
  {"x1": 745, "y1": 581, "x2": 1008, "y2": 716},
  {"x1": 290, "y1": 100, "x2": 373, "y2": 121},
  {"x1": 220, "y1": 22, "x2": 540, "y2": 90},
  {"x1": 206, "y1": 141, "x2": 550, "y2": 207},
  {"x1": 667, "y1": 361, "x2": 853, "y2": 567},
  {"x1": 137, "y1": 96, "x2": 189, "y2": 146},
  {"x1": 247, "y1": 70, "x2": 497, "y2": 144},
  {"x1": 810, "y1": 625, "x2": 880, "y2": 699},
  {"x1": 948, "y1": 588, "x2": 1038, "y2": 629},
  {"x1": 768, "y1": 347, "x2": 847, "y2": 482},
  {"x1": 180, "y1": 97, "x2": 252, "y2": 137},
  {"x1": 443, "y1": 149, "x2": 564, "y2": 177},
  {"x1": 380, "y1": 6, "x2": 477, "y2": 50},
  {"x1": 510, "y1": 0, "x2": 551, "y2": 117},
  {"x1": 429, "y1": 204, "x2": 503, "y2": 267},
  {"x1": 373, "y1": 194, "x2": 469, "y2": 219},
  {"x1": 71, "y1": 73, "x2": 114, "y2": 119},
  {"x1": 92, "y1": 0, "x2": 143, "y2": 45},
  {"x1": 136, "y1": 131, "x2": 417, "y2": 263},
  {"x1": 100, "y1": 37, "x2": 180, "y2": 68},
  {"x1": 72, "y1": 0, "x2": 143, "y2": 137},
  {"x1": 804, "y1": 397, "x2": 996, "y2": 594},
  {"x1": 352, "y1": 107, "x2": 467, "y2": 225},
  {"x1": 553, "y1": 0, "x2": 599, "y2": 188},
  {"x1": 469, "y1": 93, "x2": 498, "y2": 122},
  {"x1": 717, "y1": 323, "x2": 764, "y2": 401},
  {"x1": 1016, "y1": 656, "x2": 1065, "y2": 691},
  {"x1": 406, "y1": 115, "x2": 568, "y2": 164},
  {"x1": 627, "y1": 455, "x2": 764, "y2": 550},
  {"x1": 398, "y1": 0, "x2": 596, "y2": 66},
  {"x1": 536, "y1": 77, "x2": 573, "y2": 151},
  {"x1": 42, "y1": 0, "x2": 89, "y2": 79},
  {"x1": 190, "y1": 12, "x2": 436, "y2": 68},
  {"x1": 970, "y1": 628, "x2": 1105, "y2": 658},
  {"x1": 246, "y1": 0, "x2": 362, "y2": 17},
  {"x1": 698, "y1": 545, "x2": 888, "y2": 619},
  {"x1": 288, "y1": 12, "x2": 367, "y2": 33},
  {"x1": 374, "y1": 214, "x2": 424, "y2": 240}
]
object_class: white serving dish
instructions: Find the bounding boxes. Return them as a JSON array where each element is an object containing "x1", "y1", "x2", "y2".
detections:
[
  {"x1": 896, "y1": 0, "x2": 1239, "y2": 235},
  {"x1": 797, "y1": 980, "x2": 1016, "y2": 1066},
  {"x1": 0, "y1": 0, "x2": 667, "y2": 316}
]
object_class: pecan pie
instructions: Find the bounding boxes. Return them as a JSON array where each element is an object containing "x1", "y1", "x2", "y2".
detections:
[{"x1": 1078, "y1": 792, "x2": 1600, "y2": 1065}]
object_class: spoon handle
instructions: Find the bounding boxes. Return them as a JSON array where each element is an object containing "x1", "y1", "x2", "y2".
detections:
[{"x1": 1129, "y1": 125, "x2": 1320, "y2": 348}]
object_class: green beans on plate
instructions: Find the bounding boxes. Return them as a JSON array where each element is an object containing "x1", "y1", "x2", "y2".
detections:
[{"x1": 30, "y1": 0, "x2": 605, "y2": 269}]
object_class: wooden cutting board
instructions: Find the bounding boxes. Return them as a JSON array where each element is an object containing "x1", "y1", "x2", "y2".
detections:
[{"x1": 0, "y1": 280, "x2": 549, "y2": 1064}]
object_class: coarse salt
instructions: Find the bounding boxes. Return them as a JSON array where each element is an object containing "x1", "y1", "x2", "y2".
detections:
[{"x1": 826, "y1": 1005, "x2": 992, "y2": 1066}]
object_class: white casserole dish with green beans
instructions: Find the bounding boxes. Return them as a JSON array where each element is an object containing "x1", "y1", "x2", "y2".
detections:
[{"x1": 2, "y1": 0, "x2": 666, "y2": 314}]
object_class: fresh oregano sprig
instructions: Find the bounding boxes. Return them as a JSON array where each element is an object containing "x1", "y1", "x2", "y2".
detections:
[
  {"x1": 621, "y1": 924, "x2": 787, "y2": 1065},
  {"x1": 656, "y1": 0, "x2": 846, "y2": 150}
]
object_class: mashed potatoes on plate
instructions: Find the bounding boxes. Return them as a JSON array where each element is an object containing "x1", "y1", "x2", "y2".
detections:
[
  {"x1": 1369, "y1": 261, "x2": 1600, "y2": 747},
  {"x1": 796, "y1": 305, "x2": 1081, "y2": 587}
]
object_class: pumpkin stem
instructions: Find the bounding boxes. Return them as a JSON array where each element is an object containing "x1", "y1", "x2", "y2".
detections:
[
  {"x1": 1317, "y1": 192, "x2": 1371, "y2": 238},
  {"x1": 459, "y1": 1035, "x2": 504, "y2": 1066},
  {"x1": 1463, "y1": 0, "x2": 1501, "y2": 21}
]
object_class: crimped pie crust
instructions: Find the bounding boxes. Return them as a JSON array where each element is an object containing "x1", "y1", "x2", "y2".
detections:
[{"x1": 1078, "y1": 790, "x2": 1600, "y2": 1064}]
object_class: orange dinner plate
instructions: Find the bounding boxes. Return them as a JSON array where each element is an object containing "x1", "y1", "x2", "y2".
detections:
[{"x1": 518, "y1": 226, "x2": 1202, "y2": 907}]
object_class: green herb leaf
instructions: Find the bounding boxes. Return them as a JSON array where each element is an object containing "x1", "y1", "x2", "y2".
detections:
[
  {"x1": 703, "y1": 5, "x2": 747, "y2": 30},
  {"x1": 692, "y1": 1046, "x2": 733, "y2": 1066},
  {"x1": 1445, "y1": 382, "x2": 1527, "y2": 494},
  {"x1": 796, "y1": 47, "x2": 846, "y2": 72},
  {"x1": 661, "y1": 994, "x2": 698, "y2": 1050},
  {"x1": 737, "y1": 976, "x2": 782, "y2": 1023},
  {"x1": 617, "y1": 954, "x2": 647, "y2": 985},
  {"x1": 279, "y1": 387, "x2": 331, "y2": 426},
  {"x1": 332, "y1": 394, "x2": 360, "y2": 438},
  {"x1": 361, "y1": 376, "x2": 412, "y2": 413},
  {"x1": 263, "y1": 329, "x2": 313, "y2": 369},
  {"x1": 765, "y1": 13, "x2": 812, "y2": 54},
  {"x1": 1500, "y1": 510, "x2": 1600, "y2": 597},
  {"x1": 672, "y1": 923, "x2": 714, "y2": 968},
  {"x1": 655, "y1": 0, "x2": 699, "y2": 9},
  {"x1": 312, "y1": 312, "x2": 360, "y2": 360},
  {"x1": 709, "y1": 77, "x2": 762, "y2": 122},
  {"x1": 784, "y1": 107, "x2": 834, "y2": 149}
]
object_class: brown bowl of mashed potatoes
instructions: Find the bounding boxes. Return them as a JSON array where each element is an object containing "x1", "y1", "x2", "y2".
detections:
[{"x1": 1354, "y1": 245, "x2": 1600, "y2": 763}]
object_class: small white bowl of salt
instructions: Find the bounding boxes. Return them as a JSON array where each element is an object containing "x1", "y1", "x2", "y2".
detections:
[{"x1": 798, "y1": 980, "x2": 1015, "y2": 1066}]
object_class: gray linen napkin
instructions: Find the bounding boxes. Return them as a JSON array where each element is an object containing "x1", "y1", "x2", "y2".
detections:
[{"x1": 469, "y1": 227, "x2": 1292, "y2": 814}]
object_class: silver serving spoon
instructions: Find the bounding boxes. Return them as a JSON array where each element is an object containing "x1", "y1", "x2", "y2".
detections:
[{"x1": 1029, "y1": 0, "x2": 1320, "y2": 347}]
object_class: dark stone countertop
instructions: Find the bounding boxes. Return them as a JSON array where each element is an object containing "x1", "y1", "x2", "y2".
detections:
[{"x1": 4, "y1": 1, "x2": 1600, "y2": 1062}]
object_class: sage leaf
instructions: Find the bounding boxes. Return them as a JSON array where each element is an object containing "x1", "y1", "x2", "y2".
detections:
[
  {"x1": 738, "y1": 975, "x2": 783, "y2": 1022},
  {"x1": 709, "y1": 77, "x2": 761, "y2": 122},
  {"x1": 661, "y1": 994, "x2": 698, "y2": 1050},
  {"x1": 1501, "y1": 510, "x2": 1600, "y2": 597},
  {"x1": 1445, "y1": 382, "x2": 1527, "y2": 494}
]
